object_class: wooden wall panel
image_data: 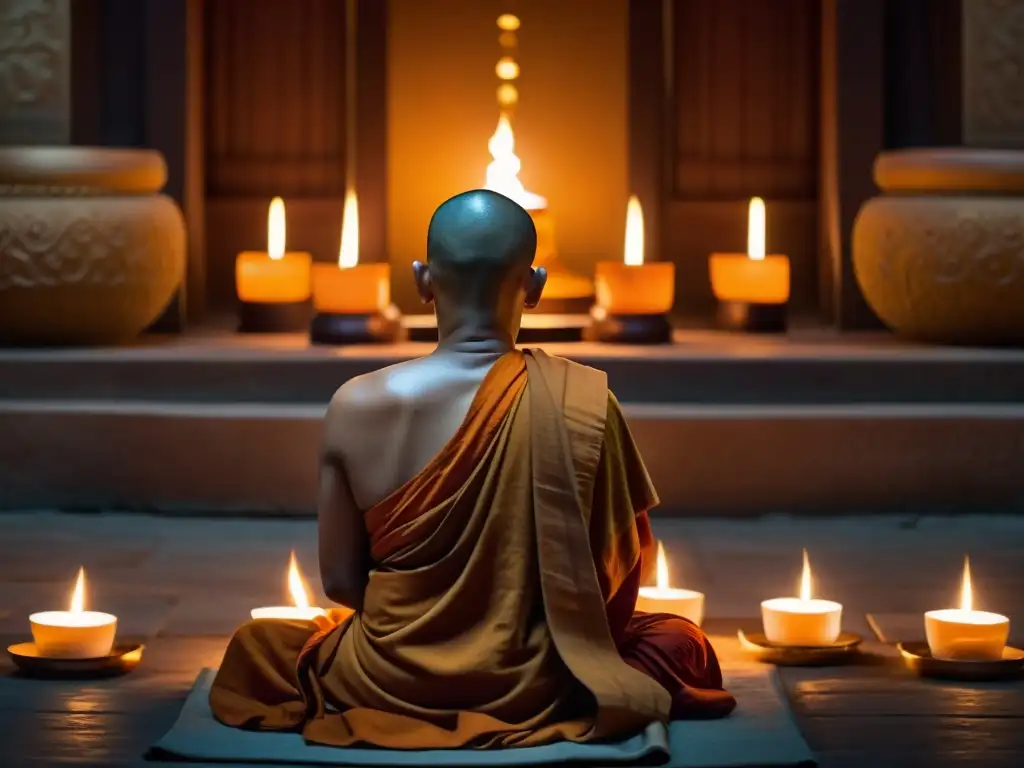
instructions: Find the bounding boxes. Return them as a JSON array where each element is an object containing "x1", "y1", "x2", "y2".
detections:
[
  {"x1": 204, "y1": 0, "x2": 347, "y2": 198},
  {"x1": 671, "y1": 0, "x2": 820, "y2": 201}
]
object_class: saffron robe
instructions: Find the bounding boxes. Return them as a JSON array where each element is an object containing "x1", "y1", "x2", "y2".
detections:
[{"x1": 210, "y1": 349, "x2": 734, "y2": 749}]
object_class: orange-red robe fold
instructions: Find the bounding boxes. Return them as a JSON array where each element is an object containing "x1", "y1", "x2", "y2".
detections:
[{"x1": 210, "y1": 349, "x2": 734, "y2": 749}]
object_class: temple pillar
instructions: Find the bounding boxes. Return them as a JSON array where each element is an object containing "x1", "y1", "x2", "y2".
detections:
[
  {"x1": 0, "y1": 0, "x2": 72, "y2": 144},
  {"x1": 818, "y1": 0, "x2": 886, "y2": 329},
  {"x1": 962, "y1": 0, "x2": 1024, "y2": 148}
]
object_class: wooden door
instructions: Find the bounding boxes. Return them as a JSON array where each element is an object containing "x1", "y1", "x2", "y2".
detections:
[
  {"x1": 632, "y1": 0, "x2": 822, "y2": 323},
  {"x1": 202, "y1": 0, "x2": 386, "y2": 312}
]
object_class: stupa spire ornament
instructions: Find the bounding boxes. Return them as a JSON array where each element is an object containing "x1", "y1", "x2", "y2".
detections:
[{"x1": 482, "y1": 8, "x2": 594, "y2": 314}]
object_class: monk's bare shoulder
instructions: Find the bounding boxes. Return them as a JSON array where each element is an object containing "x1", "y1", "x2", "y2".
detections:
[
  {"x1": 324, "y1": 361, "x2": 409, "y2": 454},
  {"x1": 323, "y1": 357, "x2": 449, "y2": 456}
]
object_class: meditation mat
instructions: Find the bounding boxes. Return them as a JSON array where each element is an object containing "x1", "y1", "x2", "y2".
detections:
[{"x1": 149, "y1": 667, "x2": 815, "y2": 767}]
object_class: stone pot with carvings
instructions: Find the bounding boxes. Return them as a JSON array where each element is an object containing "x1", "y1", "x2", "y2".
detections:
[
  {"x1": 852, "y1": 148, "x2": 1024, "y2": 345},
  {"x1": 0, "y1": 147, "x2": 186, "y2": 345}
]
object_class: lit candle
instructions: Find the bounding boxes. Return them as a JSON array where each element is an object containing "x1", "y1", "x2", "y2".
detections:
[
  {"x1": 925, "y1": 556, "x2": 1009, "y2": 661},
  {"x1": 29, "y1": 567, "x2": 117, "y2": 659},
  {"x1": 235, "y1": 197, "x2": 313, "y2": 333},
  {"x1": 709, "y1": 197, "x2": 790, "y2": 333},
  {"x1": 251, "y1": 551, "x2": 327, "y2": 621},
  {"x1": 312, "y1": 191, "x2": 391, "y2": 315},
  {"x1": 588, "y1": 196, "x2": 675, "y2": 343},
  {"x1": 635, "y1": 541, "x2": 704, "y2": 626},
  {"x1": 309, "y1": 190, "x2": 400, "y2": 345},
  {"x1": 761, "y1": 549, "x2": 842, "y2": 646}
]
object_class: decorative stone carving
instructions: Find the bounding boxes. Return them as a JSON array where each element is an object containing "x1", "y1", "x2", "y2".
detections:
[
  {"x1": 962, "y1": 0, "x2": 1024, "y2": 148},
  {"x1": 0, "y1": 147, "x2": 186, "y2": 345},
  {"x1": 853, "y1": 148, "x2": 1024, "y2": 345},
  {"x1": 0, "y1": 0, "x2": 70, "y2": 144}
]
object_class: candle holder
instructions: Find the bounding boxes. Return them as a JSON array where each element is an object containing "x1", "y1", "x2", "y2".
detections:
[
  {"x1": 586, "y1": 260, "x2": 675, "y2": 345},
  {"x1": 6, "y1": 642, "x2": 144, "y2": 679},
  {"x1": 238, "y1": 300, "x2": 312, "y2": 334},
  {"x1": 898, "y1": 642, "x2": 1024, "y2": 681},
  {"x1": 10, "y1": 566, "x2": 142, "y2": 678},
  {"x1": 310, "y1": 310, "x2": 403, "y2": 346},
  {"x1": 738, "y1": 629, "x2": 863, "y2": 666},
  {"x1": 709, "y1": 253, "x2": 790, "y2": 334},
  {"x1": 715, "y1": 297, "x2": 788, "y2": 334},
  {"x1": 309, "y1": 263, "x2": 403, "y2": 346},
  {"x1": 584, "y1": 311, "x2": 673, "y2": 345}
]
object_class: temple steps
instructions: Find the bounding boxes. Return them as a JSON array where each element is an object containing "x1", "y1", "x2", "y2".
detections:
[
  {"x1": 1, "y1": 330, "x2": 1023, "y2": 406},
  {"x1": 1, "y1": 328, "x2": 1022, "y2": 514},
  {"x1": 1, "y1": 397, "x2": 1022, "y2": 516}
]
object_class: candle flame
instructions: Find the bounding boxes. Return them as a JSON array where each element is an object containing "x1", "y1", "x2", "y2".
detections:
[
  {"x1": 747, "y1": 197, "x2": 765, "y2": 262},
  {"x1": 268, "y1": 197, "x2": 286, "y2": 261},
  {"x1": 70, "y1": 567, "x2": 85, "y2": 613},
  {"x1": 287, "y1": 551, "x2": 311, "y2": 609},
  {"x1": 655, "y1": 541, "x2": 669, "y2": 590},
  {"x1": 484, "y1": 114, "x2": 546, "y2": 210},
  {"x1": 624, "y1": 195, "x2": 645, "y2": 267},
  {"x1": 960, "y1": 555, "x2": 973, "y2": 612},
  {"x1": 799, "y1": 548, "x2": 812, "y2": 602},
  {"x1": 338, "y1": 189, "x2": 359, "y2": 269}
]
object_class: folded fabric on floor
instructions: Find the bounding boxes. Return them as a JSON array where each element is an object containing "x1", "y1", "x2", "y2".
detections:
[{"x1": 148, "y1": 667, "x2": 814, "y2": 767}]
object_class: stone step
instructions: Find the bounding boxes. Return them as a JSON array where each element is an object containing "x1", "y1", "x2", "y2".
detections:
[
  {"x1": 2, "y1": 333, "x2": 1024, "y2": 405},
  {"x1": 1, "y1": 399, "x2": 1021, "y2": 515}
]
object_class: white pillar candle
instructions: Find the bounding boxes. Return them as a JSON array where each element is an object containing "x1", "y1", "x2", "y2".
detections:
[
  {"x1": 761, "y1": 549, "x2": 842, "y2": 646},
  {"x1": 926, "y1": 556, "x2": 1009, "y2": 661},
  {"x1": 30, "y1": 568, "x2": 117, "y2": 659},
  {"x1": 635, "y1": 541, "x2": 705, "y2": 626},
  {"x1": 251, "y1": 551, "x2": 327, "y2": 621}
]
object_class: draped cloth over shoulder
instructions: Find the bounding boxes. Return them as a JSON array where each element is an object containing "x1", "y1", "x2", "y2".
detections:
[{"x1": 210, "y1": 349, "x2": 731, "y2": 749}]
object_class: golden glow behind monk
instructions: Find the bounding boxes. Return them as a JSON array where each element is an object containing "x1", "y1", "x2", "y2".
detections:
[{"x1": 210, "y1": 189, "x2": 735, "y2": 749}]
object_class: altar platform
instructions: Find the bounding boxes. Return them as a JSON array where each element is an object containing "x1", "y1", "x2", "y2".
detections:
[{"x1": 1, "y1": 323, "x2": 1022, "y2": 515}]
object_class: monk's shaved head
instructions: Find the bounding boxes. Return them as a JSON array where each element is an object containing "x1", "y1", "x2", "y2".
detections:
[
  {"x1": 427, "y1": 189, "x2": 536, "y2": 290},
  {"x1": 415, "y1": 190, "x2": 546, "y2": 339}
]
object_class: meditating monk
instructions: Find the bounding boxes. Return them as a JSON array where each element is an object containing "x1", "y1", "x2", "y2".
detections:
[{"x1": 211, "y1": 189, "x2": 735, "y2": 749}]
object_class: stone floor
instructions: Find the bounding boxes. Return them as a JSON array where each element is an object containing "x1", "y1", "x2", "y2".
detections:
[{"x1": 1, "y1": 511, "x2": 1023, "y2": 767}]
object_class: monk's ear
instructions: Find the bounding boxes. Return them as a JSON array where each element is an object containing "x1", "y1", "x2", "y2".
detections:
[
  {"x1": 412, "y1": 261, "x2": 434, "y2": 304},
  {"x1": 523, "y1": 266, "x2": 546, "y2": 309}
]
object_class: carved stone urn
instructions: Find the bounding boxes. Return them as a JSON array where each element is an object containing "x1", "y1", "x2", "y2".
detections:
[
  {"x1": 0, "y1": 147, "x2": 186, "y2": 345},
  {"x1": 852, "y1": 148, "x2": 1024, "y2": 345}
]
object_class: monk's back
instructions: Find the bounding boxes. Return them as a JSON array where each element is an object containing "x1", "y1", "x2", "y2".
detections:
[{"x1": 330, "y1": 353, "x2": 500, "y2": 512}]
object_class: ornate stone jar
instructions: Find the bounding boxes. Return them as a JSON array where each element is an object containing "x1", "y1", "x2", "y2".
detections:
[
  {"x1": 852, "y1": 148, "x2": 1024, "y2": 345},
  {"x1": 0, "y1": 148, "x2": 186, "y2": 345}
]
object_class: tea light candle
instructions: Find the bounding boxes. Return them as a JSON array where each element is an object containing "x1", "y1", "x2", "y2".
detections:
[
  {"x1": 236, "y1": 197, "x2": 313, "y2": 333},
  {"x1": 925, "y1": 556, "x2": 1009, "y2": 661},
  {"x1": 709, "y1": 197, "x2": 790, "y2": 333},
  {"x1": 635, "y1": 541, "x2": 704, "y2": 626},
  {"x1": 251, "y1": 551, "x2": 327, "y2": 621},
  {"x1": 761, "y1": 549, "x2": 842, "y2": 647},
  {"x1": 588, "y1": 196, "x2": 674, "y2": 343},
  {"x1": 309, "y1": 191, "x2": 401, "y2": 345},
  {"x1": 29, "y1": 567, "x2": 117, "y2": 659}
]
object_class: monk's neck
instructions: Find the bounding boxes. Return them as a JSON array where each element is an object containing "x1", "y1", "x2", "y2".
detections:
[{"x1": 434, "y1": 324, "x2": 515, "y2": 358}]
